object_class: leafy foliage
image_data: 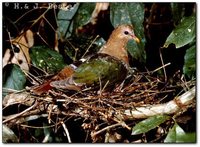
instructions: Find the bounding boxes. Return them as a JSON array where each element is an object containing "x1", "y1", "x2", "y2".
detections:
[
  {"x1": 164, "y1": 15, "x2": 195, "y2": 48},
  {"x1": 30, "y1": 46, "x2": 66, "y2": 74},
  {"x1": 132, "y1": 115, "x2": 170, "y2": 135},
  {"x1": 183, "y1": 43, "x2": 196, "y2": 78},
  {"x1": 110, "y1": 3, "x2": 146, "y2": 63},
  {"x1": 72, "y1": 3, "x2": 96, "y2": 32},
  {"x1": 164, "y1": 123, "x2": 196, "y2": 143},
  {"x1": 170, "y1": 3, "x2": 185, "y2": 25},
  {"x1": 3, "y1": 64, "x2": 26, "y2": 94},
  {"x1": 57, "y1": 3, "x2": 80, "y2": 39},
  {"x1": 164, "y1": 14, "x2": 196, "y2": 78}
]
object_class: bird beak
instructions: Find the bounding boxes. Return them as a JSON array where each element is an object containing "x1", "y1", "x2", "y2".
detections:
[{"x1": 132, "y1": 35, "x2": 140, "y2": 43}]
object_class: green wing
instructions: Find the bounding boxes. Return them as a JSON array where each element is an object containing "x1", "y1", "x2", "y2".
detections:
[{"x1": 73, "y1": 55, "x2": 128, "y2": 87}]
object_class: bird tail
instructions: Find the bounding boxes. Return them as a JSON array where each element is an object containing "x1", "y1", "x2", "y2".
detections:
[
  {"x1": 50, "y1": 78, "x2": 82, "y2": 91},
  {"x1": 31, "y1": 65, "x2": 76, "y2": 95}
]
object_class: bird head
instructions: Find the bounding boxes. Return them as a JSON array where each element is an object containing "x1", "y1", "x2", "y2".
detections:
[
  {"x1": 99, "y1": 24, "x2": 140, "y2": 65},
  {"x1": 113, "y1": 24, "x2": 140, "y2": 43}
]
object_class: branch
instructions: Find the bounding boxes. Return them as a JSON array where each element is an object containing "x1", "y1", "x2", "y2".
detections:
[{"x1": 114, "y1": 86, "x2": 195, "y2": 119}]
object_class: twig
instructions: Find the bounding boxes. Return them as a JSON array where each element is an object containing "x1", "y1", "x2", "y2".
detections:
[
  {"x1": 36, "y1": 32, "x2": 50, "y2": 47},
  {"x1": 82, "y1": 35, "x2": 99, "y2": 58},
  {"x1": 159, "y1": 48, "x2": 167, "y2": 82},
  {"x1": 3, "y1": 101, "x2": 38, "y2": 123},
  {"x1": 20, "y1": 123, "x2": 55, "y2": 129},
  {"x1": 150, "y1": 62, "x2": 171, "y2": 74},
  {"x1": 101, "y1": 80, "x2": 110, "y2": 94},
  {"x1": 61, "y1": 121, "x2": 72, "y2": 143},
  {"x1": 91, "y1": 123, "x2": 122, "y2": 138},
  {"x1": 97, "y1": 110, "x2": 131, "y2": 130},
  {"x1": 43, "y1": 16, "x2": 57, "y2": 32},
  {"x1": 98, "y1": 78, "x2": 109, "y2": 96}
]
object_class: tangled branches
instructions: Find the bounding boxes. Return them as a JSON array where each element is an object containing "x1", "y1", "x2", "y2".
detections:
[{"x1": 3, "y1": 70, "x2": 196, "y2": 143}]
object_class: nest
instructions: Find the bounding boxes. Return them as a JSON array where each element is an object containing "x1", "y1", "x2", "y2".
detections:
[{"x1": 3, "y1": 69, "x2": 196, "y2": 143}]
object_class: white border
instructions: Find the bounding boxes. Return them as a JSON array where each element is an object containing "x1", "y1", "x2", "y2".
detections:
[{"x1": 0, "y1": 0, "x2": 198, "y2": 146}]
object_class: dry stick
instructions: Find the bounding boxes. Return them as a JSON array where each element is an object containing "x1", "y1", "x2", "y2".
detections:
[
  {"x1": 43, "y1": 16, "x2": 57, "y2": 32},
  {"x1": 101, "y1": 80, "x2": 110, "y2": 93},
  {"x1": 28, "y1": 8, "x2": 51, "y2": 30},
  {"x1": 98, "y1": 77, "x2": 102, "y2": 95},
  {"x1": 3, "y1": 101, "x2": 38, "y2": 123},
  {"x1": 3, "y1": 104, "x2": 47, "y2": 125},
  {"x1": 97, "y1": 109, "x2": 131, "y2": 130},
  {"x1": 116, "y1": 86, "x2": 195, "y2": 119},
  {"x1": 159, "y1": 48, "x2": 167, "y2": 82},
  {"x1": 13, "y1": 6, "x2": 50, "y2": 40},
  {"x1": 36, "y1": 14, "x2": 56, "y2": 46},
  {"x1": 150, "y1": 62, "x2": 171, "y2": 74},
  {"x1": 98, "y1": 78, "x2": 110, "y2": 96},
  {"x1": 20, "y1": 123, "x2": 55, "y2": 129},
  {"x1": 61, "y1": 121, "x2": 72, "y2": 143},
  {"x1": 47, "y1": 104, "x2": 54, "y2": 124},
  {"x1": 82, "y1": 35, "x2": 100, "y2": 58},
  {"x1": 2, "y1": 88, "x2": 21, "y2": 93},
  {"x1": 14, "y1": 6, "x2": 48, "y2": 24},
  {"x1": 72, "y1": 86, "x2": 195, "y2": 122},
  {"x1": 36, "y1": 32, "x2": 50, "y2": 47},
  {"x1": 91, "y1": 123, "x2": 122, "y2": 138},
  {"x1": 65, "y1": 39, "x2": 79, "y2": 61}
]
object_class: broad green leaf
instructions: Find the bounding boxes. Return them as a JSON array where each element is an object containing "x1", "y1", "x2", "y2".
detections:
[
  {"x1": 59, "y1": 3, "x2": 99, "y2": 60},
  {"x1": 176, "y1": 133, "x2": 196, "y2": 143},
  {"x1": 164, "y1": 123, "x2": 196, "y2": 143},
  {"x1": 171, "y1": 3, "x2": 185, "y2": 25},
  {"x1": 127, "y1": 40, "x2": 146, "y2": 63},
  {"x1": 57, "y1": 3, "x2": 80, "y2": 39},
  {"x1": 131, "y1": 115, "x2": 170, "y2": 135},
  {"x1": 183, "y1": 43, "x2": 196, "y2": 78},
  {"x1": 72, "y1": 3, "x2": 95, "y2": 33},
  {"x1": 3, "y1": 64, "x2": 26, "y2": 91},
  {"x1": 164, "y1": 15, "x2": 196, "y2": 48},
  {"x1": 30, "y1": 46, "x2": 66, "y2": 74},
  {"x1": 110, "y1": 3, "x2": 146, "y2": 63}
]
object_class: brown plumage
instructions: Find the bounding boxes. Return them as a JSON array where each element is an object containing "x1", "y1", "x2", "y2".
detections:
[
  {"x1": 98, "y1": 24, "x2": 140, "y2": 65},
  {"x1": 32, "y1": 24, "x2": 140, "y2": 94}
]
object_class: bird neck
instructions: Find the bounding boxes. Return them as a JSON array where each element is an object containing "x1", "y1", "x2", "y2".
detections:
[{"x1": 98, "y1": 37, "x2": 129, "y2": 65}]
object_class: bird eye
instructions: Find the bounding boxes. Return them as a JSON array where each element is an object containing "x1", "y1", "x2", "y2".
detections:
[{"x1": 124, "y1": 31, "x2": 129, "y2": 35}]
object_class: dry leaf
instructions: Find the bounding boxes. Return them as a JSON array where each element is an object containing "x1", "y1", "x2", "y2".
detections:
[{"x1": 3, "y1": 29, "x2": 34, "y2": 71}]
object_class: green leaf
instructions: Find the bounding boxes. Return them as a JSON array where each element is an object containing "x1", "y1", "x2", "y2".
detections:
[
  {"x1": 3, "y1": 64, "x2": 26, "y2": 91},
  {"x1": 30, "y1": 46, "x2": 66, "y2": 74},
  {"x1": 164, "y1": 123, "x2": 196, "y2": 143},
  {"x1": 57, "y1": 3, "x2": 80, "y2": 39},
  {"x1": 171, "y1": 3, "x2": 185, "y2": 25},
  {"x1": 183, "y1": 43, "x2": 196, "y2": 78},
  {"x1": 131, "y1": 115, "x2": 170, "y2": 135},
  {"x1": 176, "y1": 133, "x2": 196, "y2": 143},
  {"x1": 72, "y1": 3, "x2": 96, "y2": 32},
  {"x1": 110, "y1": 3, "x2": 146, "y2": 63},
  {"x1": 127, "y1": 40, "x2": 146, "y2": 63},
  {"x1": 164, "y1": 15, "x2": 196, "y2": 48}
]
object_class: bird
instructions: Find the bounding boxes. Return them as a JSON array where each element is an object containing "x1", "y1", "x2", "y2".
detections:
[{"x1": 32, "y1": 24, "x2": 140, "y2": 94}]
